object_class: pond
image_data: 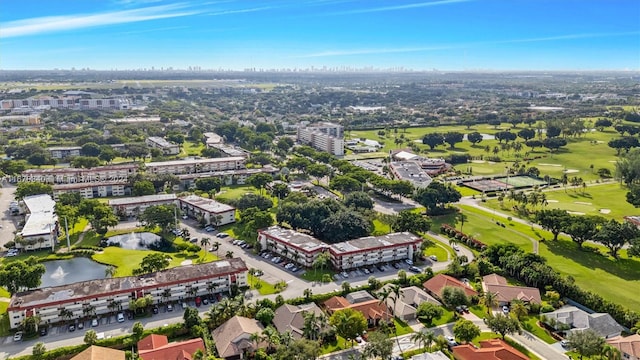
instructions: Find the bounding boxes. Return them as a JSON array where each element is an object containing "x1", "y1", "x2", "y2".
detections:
[
  {"x1": 106, "y1": 232, "x2": 162, "y2": 250},
  {"x1": 41, "y1": 258, "x2": 108, "y2": 288}
]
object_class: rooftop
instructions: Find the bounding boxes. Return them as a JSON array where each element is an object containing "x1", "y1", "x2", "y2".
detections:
[
  {"x1": 329, "y1": 232, "x2": 422, "y2": 255},
  {"x1": 545, "y1": 306, "x2": 624, "y2": 338},
  {"x1": 452, "y1": 338, "x2": 529, "y2": 360},
  {"x1": 71, "y1": 346, "x2": 125, "y2": 360},
  {"x1": 9, "y1": 258, "x2": 247, "y2": 310},
  {"x1": 109, "y1": 194, "x2": 176, "y2": 206},
  {"x1": 179, "y1": 195, "x2": 235, "y2": 214},
  {"x1": 273, "y1": 303, "x2": 324, "y2": 338},
  {"x1": 423, "y1": 274, "x2": 478, "y2": 298},
  {"x1": 146, "y1": 157, "x2": 245, "y2": 168},
  {"x1": 53, "y1": 181, "x2": 128, "y2": 191},
  {"x1": 482, "y1": 274, "x2": 541, "y2": 304},
  {"x1": 260, "y1": 226, "x2": 327, "y2": 253},
  {"x1": 389, "y1": 161, "x2": 432, "y2": 186},
  {"x1": 138, "y1": 334, "x2": 205, "y2": 360},
  {"x1": 48, "y1": 146, "x2": 82, "y2": 151},
  {"x1": 21, "y1": 194, "x2": 57, "y2": 237},
  {"x1": 23, "y1": 163, "x2": 138, "y2": 175},
  {"x1": 212, "y1": 316, "x2": 265, "y2": 358},
  {"x1": 607, "y1": 334, "x2": 640, "y2": 357},
  {"x1": 147, "y1": 136, "x2": 177, "y2": 148}
]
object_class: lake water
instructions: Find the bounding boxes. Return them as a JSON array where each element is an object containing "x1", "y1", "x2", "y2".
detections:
[
  {"x1": 41, "y1": 258, "x2": 108, "y2": 288},
  {"x1": 107, "y1": 232, "x2": 162, "y2": 250}
]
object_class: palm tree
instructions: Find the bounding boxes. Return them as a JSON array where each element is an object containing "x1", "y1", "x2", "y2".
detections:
[
  {"x1": 161, "y1": 289, "x2": 172, "y2": 304},
  {"x1": 248, "y1": 268, "x2": 257, "y2": 287},
  {"x1": 181, "y1": 228, "x2": 191, "y2": 239},
  {"x1": 601, "y1": 344, "x2": 621, "y2": 360},
  {"x1": 433, "y1": 335, "x2": 449, "y2": 351},
  {"x1": 82, "y1": 304, "x2": 96, "y2": 319},
  {"x1": 207, "y1": 282, "x2": 218, "y2": 298},
  {"x1": 423, "y1": 330, "x2": 436, "y2": 352},
  {"x1": 303, "y1": 311, "x2": 320, "y2": 341},
  {"x1": 104, "y1": 266, "x2": 116, "y2": 278},
  {"x1": 262, "y1": 326, "x2": 281, "y2": 352},
  {"x1": 482, "y1": 291, "x2": 498, "y2": 315},
  {"x1": 410, "y1": 331, "x2": 426, "y2": 352},
  {"x1": 212, "y1": 241, "x2": 221, "y2": 256},
  {"x1": 280, "y1": 330, "x2": 294, "y2": 347},
  {"x1": 249, "y1": 331, "x2": 262, "y2": 350},
  {"x1": 200, "y1": 237, "x2": 210, "y2": 248},
  {"x1": 225, "y1": 250, "x2": 234, "y2": 259},
  {"x1": 303, "y1": 288, "x2": 313, "y2": 300}
]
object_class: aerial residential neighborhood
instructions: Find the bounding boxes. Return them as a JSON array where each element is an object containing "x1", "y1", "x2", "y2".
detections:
[{"x1": 1, "y1": 1, "x2": 639, "y2": 359}]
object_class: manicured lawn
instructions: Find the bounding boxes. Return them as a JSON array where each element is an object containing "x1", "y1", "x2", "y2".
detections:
[
  {"x1": 215, "y1": 185, "x2": 259, "y2": 202},
  {"x1": 469, "y1": 305, "x2": 489, "y2": 319},
  {"x1": 485, "y1": 183, "x2": 637, "y2": 220},
  {"x1": 248, "y1": 275, "x2": 277, "y2": 295},
  {"x1": 521, "y1": 316, "x2": 556, "y2": 344},
  {"x1": 454, "y1": 205, "x2": 640, "y2": 312},
  {"x1": 92, "y1": 246, "x2": 218, "y2": 277},
  {"x1": 0, "y1": 313, "x2": 9, "y2": 337},
  {"x1": 422, "y1": 241, "x2": 450, "y2": 262},
  {"x1": 320, "y1": 335, "x2": 350, "y2": 354},
  {"x1": 373, "y1": 219, "x2": 393, "y2": 235},
  {"x1": 76, "y1": 230, "x2": 102, "y2": 247},
  {"x1": 428, "y1": 308, "x2": 457, "y2": 326},
  {"x1": 394, "y1": 317, "x2": 414, "y2": 336},
  {"x1": 182, "y1": 141, "x2": 205, "y2": 157},
  {"x1": 0, "y1": 287, "x2": 9, "y2": 298},
  {"x1": 301, "y1": 268, "x2": 336, "y2": 283}
]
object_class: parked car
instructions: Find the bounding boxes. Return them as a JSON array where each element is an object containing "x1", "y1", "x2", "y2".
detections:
[
  {"x1": 92, "y1": 318, "x2": 99, "y2": 327},
  {"x1": 205, "y1": 226, "x2": 215, "y2": 232},
  {"x1": 152, "y1": 306, "x2": 159, "y2": 314},
  {"x1": 190, "y1": 237, "x2": 198, "y2": 243},
  {"x1": 13, "y1": 331, "x2": 23, "y2": 341},
  {"x1": 77, "y1": 321, "x2": 84, "y2": 330},
  {"x1": 68, "y1": 324, "x2": 76, "y2": 332},
  {"x1": 455, "y1": 306, "x2": 465, "y2": 314},
  {"x1": 408, "y1": 266, "x2": 421, "y2": 273},
  {"x1": 392, "y1": 263, "x2": 400, "y2": 269},
  {"x1": 167, "y1": 304, "x2": 174, "y2": 312},
  {"x1": 461, "y1": 305, "x2": 469, "y2": 313},
  {"x1": 453, "y1": 244, "x2": 460, "y2": 251},
  {"x1": 202, "y1": 298, "x2": 209, "y2": 306},
  {"x1": 195, "y1": 297, "x2": 202, "y2": 307},
  {"x1": 341, "y1": 271, "x2": 349, "y2": 279},
  {"x1": 502, "y1": 306, "x2": 509, "y2": 314},
  {"x1": 429, "y1": 255, "x2": 438, "y2": 261},
  {"x1": 117, "y1": 312, "x2": 125, "y2": 323},
  {"x1": 216, "y1": 232, "x2": 230, "y2": 238},
  {"x1": 182, "y1": 215, "x2": 189, "y2": 220},
  {"x1": 561, "y1": 340, "x2": 569, "y2": 348},
  {"x1": 405, "y1": 259, "x2": 414, "y2": 265},
  {"x1": 445, "y1": 335, "x2": 457, "y2": 347}
]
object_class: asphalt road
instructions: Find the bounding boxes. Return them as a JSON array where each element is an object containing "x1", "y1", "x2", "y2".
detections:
[{"x1": 0, "y1": 183, "x2": 18, "y2": 250}]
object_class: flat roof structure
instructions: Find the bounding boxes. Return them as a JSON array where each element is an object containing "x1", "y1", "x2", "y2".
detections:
[
  {"x1": 48, "y1": 146, "x2": 82, "y2": 151},
  {"x1": 147, "y1": 136, "x2": 176, "y2": 148},
  {"x1": 146, "y1": 157, "x2": 245, "y2": 168},
  {"x1": 108, "y1": 194, "x2": 176, "y2": 207},
  {"x1": 21, "y1": 194, "x2": 57, "y2": 237},
  {"x1": 22, "y1": 164, "x2": 138, "y2": 175},
  {"x1": 260, "y1": 226, "x2": 327, "y2": 253},
  {"x1": 329, "y1": 232, "x2": 422, "y2": 255},
  {"x1": 389, "y1": 161, "x2": 432, "y2": 187},
  {"x1": 179, "y1": 195, "x2": 235, "y2": 214},
  {"x1": 9, "y1": 258, "x2": 247, "y2": 311},
  {"x1": 53, "y1": 181, "x2": 128, "y2": 191}
]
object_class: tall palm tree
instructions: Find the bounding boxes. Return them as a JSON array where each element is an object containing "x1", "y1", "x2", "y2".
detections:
[
  {"x1": 387, "y1": 284, "x2": 403, "y2": 352},
  {"x1": 207, "y1": 282, "x2": 218, "y2": 298},
  {"x1": 601, "y1": 344, "x2": 621, "y2": 360},
  {"x1": 225, "y1": 250, "x2": 234, "y2": 259},
  {"x1": 410, "y1": 331, "x2": 426, "y2": 352},
  {"x1": 303, "y1": 311, "x2": 320, "y2": 341},
  {"x1": 262, "y1": 326, "x2": 281, "y2": 352},
  {"x1": 161, "y1": 289, "x2": 172, "y2": 304},
  {"x1": 423, "y1": 330, "x2": 436, "y2": 352},
  {"x1": 433, "y1": 335, "x2": 449, "y2": 351},
  {"x1": 482, "y1": 291, "x2": 498, "y2": 315},
  {"x1": 200, "y1": 237, "x2": 210, "y2": 248},
  {"x1": 212, "y1": 241, "x2": 221, "y2": 256},
  {"x1": 280, "y1": 331, "x2": 293, "y2": 347}
]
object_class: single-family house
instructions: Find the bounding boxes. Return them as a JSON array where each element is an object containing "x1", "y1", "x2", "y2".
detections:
[
  {"x1": 379, "y1": 285, "x2": 441, "y2": 321},
  {"x1": 137, "y1": 334, "x2": 205, "y2": 360},
  {"x1": 273, "y1": 302, "x2": 325, "y2": 339},
  {"x1": 423, "y1": 274, "x2": 478, "y2": 300},
  {"x1": 606, "y1": 334, "x2": 640, "y2": 360},
  {"x1": 481, "y1": 274, "x2": 541, "y2": 306},
  {"x1": 544, "y1": 306, "x2": 625, "y2": 339},
  {"x1": 71, "y1": 346, "x2": 125, "y2": 360},
  {"x1": 212, "y1": 316, "x2": 265, "y2": 359},
  {"x1": 323, "y1": 292, "x2": 391, "y2": 327},
  {"x1": 452, "y1": 338, "x2": 529, "y2": 360}
]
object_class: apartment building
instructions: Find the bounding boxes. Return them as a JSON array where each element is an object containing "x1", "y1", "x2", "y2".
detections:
[
  {"x1": 258, "y1": 226, "x2": 328, "y2": 267},
  {"x1": 329, "y1": 232, "x2": 422, "y2": 270},
  {"x1": 0, "y1": 96, "x2": 131, "y2": 111},
  {"x1": 145, "y1": 136, "x2": 180, "y2": 155},
  {"x1": 47, "y1": 146, "x2": 81, "y2": 159},
  {"x1": 109, "y1": 194, "x2": 177, "y2": 218},
  {"x1": 179, "y1": 195, "x2": 236, "y2": 226},
  {"x1": 53, "y1": 181, "x2": 129, "y2": 200},
  {"x1": 145, "y1": 157, "x2": 246, "y2": 176},
  {"x1": 297, "y1": 122, "x2": 345, "y2": 156},
  {"x1": 177, "y1": 166, "x2": 279, "y2": 189},
  {"x1": 19, "y1": 164, "x2": 138, "y2": 184},
  {"x1": 258, "y1": 226, "x2": 423, "y2": 270},
  {"x1": 17, "y1": 194, "x2": 58, "y2": 251},
  {"x1": 7, "y1": 258, "x2": 248, "y2": 329}
]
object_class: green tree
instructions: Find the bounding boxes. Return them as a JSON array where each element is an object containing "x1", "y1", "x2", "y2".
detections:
[
  {"x1": 567, "y1": 329, "x2": 605, "y2": 359},
  {"x1": 195, "y1": 177, "x2": 223, "y2": 193},
  {"x1": 329, "y1": 308, "x2": 367, "y2": 345},
  {"x1": 320, "y1": 210, "x2": 371, "y2": 242},
  {"x1": 0, "y1": 257, "x2": 46, "y2": 294},
  {"x1": 362, "y1": 331, "x2": 393, "y2": 359},
  {"x1": 565, "y1": 215, "x2": 606, "y2": 249},
  {"x1": 32, "y1": 342, "x2": 46, "y2": 357},
  {"x1": 70, "y1": 156, "x2": 102, "y2": 168},
  {"x1": 236, "y1": 193, "x2": 274, "y2": 211},
  {"x1": 413, "y1": 182, "x2": 461, "y2": 214},
  {"x1": 595, "y1": 219, "x2": 640, "y2": 259},
  {"x1": 247, "y1": 173, "x2": 273, "y2": 194},
  {"x1": 443, "y1": 132, "x2": 464, "y2": 148},
  {"x1": 134, "y1": 253, "x2": 171, "y2": 275},
  {"x1": 15, "y1": 182, "x2": 53, "y2": 198},
  {"x1": 416, "y1": 302, "x2": 444, "y2": 325},
  {"x1": 441, "y1": 286, "x2": 469, "y2": 308},
  {"x1": 452, "y1": 319, "x2": 481, "y2": 344},
  {"x1": 392, "y1": 210, "x2": 431, "y2": 233},
  {"x1": 272, "y1": 338, "x2": 320, "y2": 360},
  {"x1": 255, "y1": 307, "x2": 275, "y2": 327},
  {"x1": 329, "y1": 175, "x2": 361, "y2": 193},
  {"x1": 467, "y1": 131, "x2": 483, "y2": 145},
  {"x1": 307, "y1": 163, "x2": 331, "y2": 184},
  {"x1": 535, "y1": 209, "x2": 571, "y2": 241},
  {"x1": 139, "y1": 204, "x2": 178, "y2": 232},
  {"x1": 269, "y1": 182, "x2": 290, "y2": 199},
  {"x1": 485, "y1": 313, "x2": 520, "y2": 339},
  {"x1": 132, "y1": 180, "x2": 156, "y2": 196},
  {"x1": 183, "y1": 307, "x2": 201, "y2": 328},
  {"x1": 422, "y1": 133, "x2": 444, "y2": 150},
  {"x1": 344, "y1": 191, "x2": 374, "y2": 211},
  {"x1": 80, "y1": 200, "x2": 118, "y2": 235},
  {"x1": 84, "y1": 330, "x2": 98, "y2": 345}
]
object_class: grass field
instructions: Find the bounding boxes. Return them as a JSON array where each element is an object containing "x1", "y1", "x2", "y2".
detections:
[
  {"x1": 394, "y1": 317, "x2": 414, "y2": 336},
  {"x1": 447, "y1": 205, "x2": 640, "y2": 311},
  {"x1": 484, "y1": 183, "x2": 637, "y2": 220},
  {"x1": 521, "y1": 316, "x2": 556, "y2": 344}
]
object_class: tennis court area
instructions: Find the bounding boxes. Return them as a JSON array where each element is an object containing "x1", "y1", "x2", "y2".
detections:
[
  {"x1": 461, "y1": 176, "x2": 546, "y2": 192},
  {"x1": 496, "y1": 176, "x2": 547, "y2": 188}
]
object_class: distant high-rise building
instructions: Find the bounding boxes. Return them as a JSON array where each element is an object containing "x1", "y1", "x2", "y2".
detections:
[{"x1": 296, "y1": 122, "x2": 344, "y2": 156}]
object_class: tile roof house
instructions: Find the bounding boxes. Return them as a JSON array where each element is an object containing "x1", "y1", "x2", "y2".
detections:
[
  {"x1": 71, "y1": 346, "x2": 125, "y2": 360},
  {"x1": 452, "y1": 338, "x2": 529, "y2": 360},
  {"x1": 137, "y1": 334, "x2": 205, "y2": 360},
  {"x1": 544, "y1": 306, "x2": 625, "y2": 339},
  {"x1": 379, "y1": 285, "x2": 441, "y2": 321},
  {"x1": 481, "y1": 274, "x2": 541, "y2": 306},
  {"x1": 273, "y1": 302, "x2": 325, "y2": 339},
  {"x1": 323, "y1": 293, "x2": 392, "y2": 327},
  {"x1": 423, "y1": 274, "x2": 478, "y2": 299},
  {"x1": 212, "y1": 315, "x2": 266, "y2": 359},
  {"x1": 607, "y1": 334, "x2": 640, "y2": 360}
]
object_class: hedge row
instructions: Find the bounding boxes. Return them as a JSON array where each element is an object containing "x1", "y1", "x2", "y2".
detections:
[{"x1": 440, "y1": 224, "x2": 487, "y2": 251}]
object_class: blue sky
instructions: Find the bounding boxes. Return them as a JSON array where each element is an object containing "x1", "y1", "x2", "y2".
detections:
[{"x1": 0, "y1": 0, "x2": 639, "y2": 71}]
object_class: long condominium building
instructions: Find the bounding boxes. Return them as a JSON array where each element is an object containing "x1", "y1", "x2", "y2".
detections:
[
  {"x1": 17, "y1": 194, "x2": 59, "y2": 251},
  {"x1": 0, "y1": 96, "x2": 131, "y2": 111},
  {"x1": 146, "y1": 137, "x2": 180, "y2": 155},
  {"x1": 257, "y1": 226, "x2": 422, "y2": 270},
  {"x1": 109, "y1": 194, "x2": 178, "y2": 218},
  {"x1": 297, "y1": 122, "x2": 344, "y2": 156},
  {"x1": 53, "y1": 181, "x2": 129, "y2": 200},
  {"x1": 19, "y1": 164, "x2": 138, "y2": 184},
  {"x1": 145, "y1": 157, "x2": 246, "y2": 175},
  {"x1": 7, "y1": 258, "x2": 248, "y2": 329}
]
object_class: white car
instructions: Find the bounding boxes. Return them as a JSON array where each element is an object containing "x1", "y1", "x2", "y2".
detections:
[
  {"x1": 13, "y1": 331, "x2": 23, "y2": 342},
  {"x1": 117, "y1": 313, "x2": 125, "y2": 323},
  {"x1": 453, "y1": 244, "x2": 460, "y2": 251}
]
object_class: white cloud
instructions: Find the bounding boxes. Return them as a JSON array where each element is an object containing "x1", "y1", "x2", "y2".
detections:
[
  {"x1": 0, "y1": 3, "x2": 199, "y2": 38},
  {"x1": 332, "y1": 0, "x2": 470, "y2": 15},
  {"x1": 298, "y1": 45, "x2": 456, "y2": 58},
  {"x1": 205, "y1": 6, "x2": 273, "y2": 16}
]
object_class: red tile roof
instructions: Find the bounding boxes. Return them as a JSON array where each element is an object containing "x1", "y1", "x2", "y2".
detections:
[
  {"x1": 323, "y1": 296, "x2": 392, "y2": 322},
  {"x1": 137, "y1": 335, "x2": 204, "y2": 360},
  {"x1": 453, "y1": 339, "x2": 529, "y2": 360},
  {"x1": 423, "y1": 274, "x2": 478, "y2": 298},
  {"x1": 607, "y1": 334, "x2": 640, "y2": 358},
  {"x1": 323, "y1": 296, "x2": 352, "y2": 311},
  {"x1": 482, "y1": 274, "x2": 541, "y2": 304}
]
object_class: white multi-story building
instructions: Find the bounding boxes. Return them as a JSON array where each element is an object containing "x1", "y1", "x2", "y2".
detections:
[
  {"x1": 179, "y1": 195, "x2": 236, "y2": 226},
  {"x1": 258, "y1": 227, "x2": 327, "y2": 267},
  {"x1": 19, "y1": 164, "x2": 138, "y2": 184},
  {"x1": 145, "y1": 157, "x2": 246, "y2": 176},
  {"x1": 257, "y1": 226, "x2": 423, "y2": 270},
  {"x1": 7, "y1": 258, "x2": 248, "y2": 329},
  {"x1": 297, "y1": 122, "x2": 345, "y2": 156},
  {"x1": 47, "y1": 146, "x2": 82, "y2": 159},
  {"x1": 146, "y1": 137, "x2": 180, "y2": 155},
  {"x1": 177, "y1": 166, "x2": 279, "y2": 189},
  {"x1": 109, "y1": 194, "x2": 178, "y2": 218},
  {"x1": 17, "y1": 194, "x2": 58, "y2": 251},
  {"x1": 329, "y1": 233, "x2": 422, "y2": 270},
  {"x1": 0, "y1": 96, "x2": 131, "y2": 111},
  {"x1": 53, "y1": 181, "x2": 129, "y2": 200}
]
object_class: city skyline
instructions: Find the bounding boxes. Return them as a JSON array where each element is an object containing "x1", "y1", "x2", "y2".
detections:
[{"x1": 0, "y1": 0, "x2": 639, "y2": 71}]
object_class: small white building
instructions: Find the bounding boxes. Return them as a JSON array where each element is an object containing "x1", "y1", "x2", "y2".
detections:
[
  {"x1": 48, "y1": 146, "x2": 82, "y2": 159},
  {"x1": 146, "y1": 136, "x2": 180, "y2": 155},
  {"x1": 179, "y1": 195, "x2": 236, "y2": 226},
  {"x1": 18, "y1": 194, "x2": 58, "y2": 251},
  {"x1": 109, "y1": 194, "x2": 178, "y2": 218}
]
